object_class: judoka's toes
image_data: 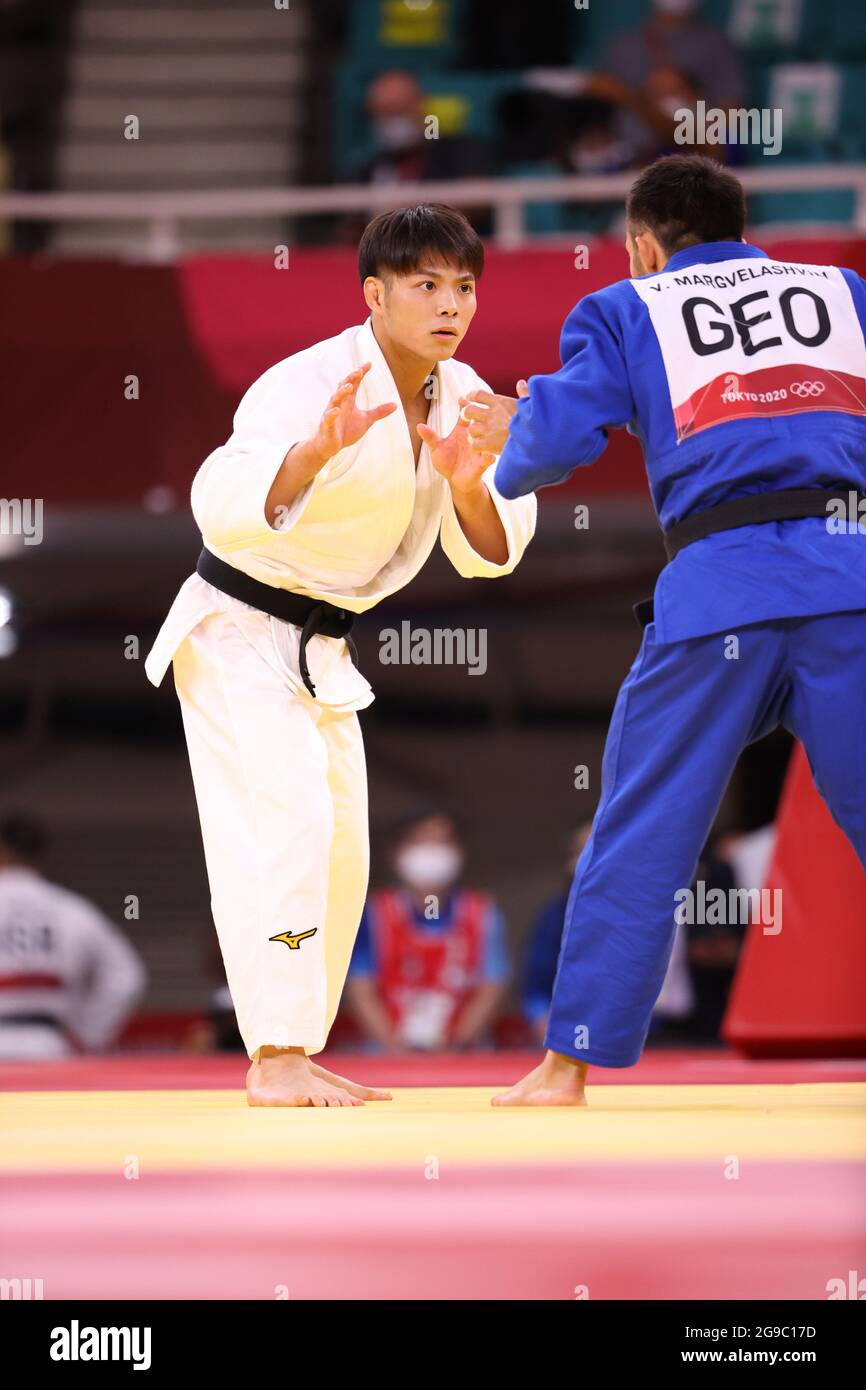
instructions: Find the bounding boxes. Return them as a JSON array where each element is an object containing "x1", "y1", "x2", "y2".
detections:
[
  {"x1": 308, "y1": 1063, "x2": 392, "y2": 1100},
  {"x1": 314, "y1": 1082, "x2": 363, "y2": 1106}
]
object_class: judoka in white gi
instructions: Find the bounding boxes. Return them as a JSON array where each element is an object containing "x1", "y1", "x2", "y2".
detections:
[
  {"x1": 0, "y1": 814, "x2": 145, "y2": 1059},
  {"x1": 145, "y1": 204, "x2": 536, "y2": 1106}
]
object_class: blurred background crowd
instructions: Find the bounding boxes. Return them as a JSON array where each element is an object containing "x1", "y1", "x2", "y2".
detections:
[
  {"x1": 2, "y1": 0, "x2": 863, "y2": 1061},
  {"x1": 2, "y1": 0, "x2": 865, "y2": 255},
  {"x1": 0, "y1": 803, "x2": 777, "y2": 1058}
]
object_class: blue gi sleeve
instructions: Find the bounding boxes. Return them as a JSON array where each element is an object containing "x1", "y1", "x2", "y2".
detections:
[{"x1": 494, "y1": 289, "x2": 635, "y2": 499}]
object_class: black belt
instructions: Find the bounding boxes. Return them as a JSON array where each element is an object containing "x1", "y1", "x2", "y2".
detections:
[
  {"x1": 662, "y1": 486, "x2": 865, "y2": 561},
  {"x1": 634, "y1": 485, "x2": 866, "y2": 631},
  {"x1": 196, "y1": 548, "x2": 360, "y2": 698}
]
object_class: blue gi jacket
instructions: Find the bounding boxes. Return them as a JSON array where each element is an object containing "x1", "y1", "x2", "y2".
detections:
[{"x1": 495, "y1": 242, "x2": 866, "y2": 641}]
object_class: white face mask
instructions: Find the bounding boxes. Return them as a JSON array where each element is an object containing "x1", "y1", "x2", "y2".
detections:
[
  {"x1": 396, "y1": 843, "x2": 463, "y2": 891},
  {"x1": 373, "y1": 114, "x2": 421, "y2": 152}
]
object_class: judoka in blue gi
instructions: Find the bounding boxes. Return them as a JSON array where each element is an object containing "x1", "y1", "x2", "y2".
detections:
[{"x1": 463, "y1": 155, "x2": 866, "y2": 1105}]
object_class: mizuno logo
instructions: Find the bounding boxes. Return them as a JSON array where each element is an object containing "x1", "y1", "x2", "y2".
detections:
[{"x1": 269, "y1": 928, "x2": 318, "y2": 950}]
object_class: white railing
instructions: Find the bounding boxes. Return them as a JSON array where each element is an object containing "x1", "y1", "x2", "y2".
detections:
[{"x1": 1, "y1": 166, "x2": 865, "y2": 260}]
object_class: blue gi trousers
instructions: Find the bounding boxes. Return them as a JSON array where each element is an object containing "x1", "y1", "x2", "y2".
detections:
[{"x1": 545, "y1": 609, "x2": 866, "y2": 1066}]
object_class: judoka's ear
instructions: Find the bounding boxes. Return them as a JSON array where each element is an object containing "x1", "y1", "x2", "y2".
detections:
[
  {"x1": 634, "y1": 229, "x2": 668, "y2": 275},
  {"x1": 363, "y1": 275, "x2": 386, "y2": 316}
]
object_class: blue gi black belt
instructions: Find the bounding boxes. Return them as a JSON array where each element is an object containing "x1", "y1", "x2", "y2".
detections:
[
  {"x1": 634, "y1": 484, "x2": 866, "y2": 630},
  {"x1": 196, "y1": 548, "x2": 360, "y2": 698}
]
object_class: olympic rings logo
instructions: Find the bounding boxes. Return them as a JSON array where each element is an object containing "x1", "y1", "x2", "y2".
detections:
[{"x1": 790, "y1": 381, "x2": 826, "y2": 398}]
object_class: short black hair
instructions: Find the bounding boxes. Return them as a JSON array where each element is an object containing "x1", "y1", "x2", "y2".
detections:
[
  {"x1": 626, "y1": 155, "x2": 746, "y2": 255},
  {"x1": 358, "y1": 203, "x2": 484, "y2": 285},
  {"x1": 0, "y1": 812, "x2": 48, "y2": 862}
]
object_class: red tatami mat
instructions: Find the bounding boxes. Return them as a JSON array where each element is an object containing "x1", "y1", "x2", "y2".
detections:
[{"x1": 2, "y1": 1047, "x2": 866, "y2": 1092}]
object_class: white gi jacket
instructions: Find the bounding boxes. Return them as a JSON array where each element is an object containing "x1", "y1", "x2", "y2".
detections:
[{"x1": 145, "y1": 317, "x2": 537, "y2": 709}]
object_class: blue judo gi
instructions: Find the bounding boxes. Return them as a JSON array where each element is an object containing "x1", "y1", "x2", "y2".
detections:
[{"x1": 495, "y1": 240, "x2": 866, "y2": 1066}]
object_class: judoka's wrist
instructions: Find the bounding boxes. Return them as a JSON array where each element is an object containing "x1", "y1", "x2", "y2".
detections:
[
  {"x1": 284, "y1": 436, "x2": 332, "y2": 483},
  {"x1": 450, "y1": 479, "x2": 490, "y2": 507}
]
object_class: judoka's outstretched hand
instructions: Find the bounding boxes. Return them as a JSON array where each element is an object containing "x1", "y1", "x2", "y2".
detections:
[
  {"x1": 460, "y1": 380, "x2": 530, "y2": 457},
  {"x1": 417, "y1": 411, "x2": 496, "y2": 496},
  {"x1": 311, "y1": 362, "x2": 398, "y2": 463},
  {"x1": 419, "y1": 412, "x2": 510, "y2": 562}
]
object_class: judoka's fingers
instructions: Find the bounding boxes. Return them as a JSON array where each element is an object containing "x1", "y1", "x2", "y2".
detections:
[
  {"x1": 416, "y1": 422, "x2": 443, "y2": 448},
  {"x1": 328, "y1": 365, "x2": 370, "y2": 411},
  {"x1": 337, "y1": 363, "x2": 372, "y2": 398},
  {"x1": 339, "y1": 362, "x2": 371, "y2": 387},
  {"x1": 516, "y1": 378, "x2": 529, "y2": 397},
  {"x1": 323, "y1": 384, "x2": 355, "y2": 419},
  {"x1": 464, "y1": 389, "x2": 497, "y2": 406},
  {"x1": 362, "y1": 401, "x2": 398, "y2": 426},
  {"x1": 460, "y1": 400, "x2": 493, "y2": 424}
]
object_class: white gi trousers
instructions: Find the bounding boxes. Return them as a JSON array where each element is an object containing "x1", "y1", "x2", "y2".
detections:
[{"x1": 170, "y1": 596, "x2": 371, "y2": 1059}]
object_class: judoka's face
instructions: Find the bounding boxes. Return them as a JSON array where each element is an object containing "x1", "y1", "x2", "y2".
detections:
[{"x1": 365, "y1": 259, "x2": 478, "y2": 363}]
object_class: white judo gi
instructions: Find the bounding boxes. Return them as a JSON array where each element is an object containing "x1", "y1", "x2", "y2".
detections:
[{"x1": 145, "y1": 317, "x2": 536, "y2": 1058}]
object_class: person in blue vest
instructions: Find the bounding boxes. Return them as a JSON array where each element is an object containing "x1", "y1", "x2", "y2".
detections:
[
  {"x1": 345, "y1": 810, "x2": 510, "y2": 1051},
  {"x1": 462, "y1": 154, "x2": 866, "y2": 1104}
]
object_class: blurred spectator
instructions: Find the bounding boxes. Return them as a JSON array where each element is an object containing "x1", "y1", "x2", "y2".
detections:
[
  {"x1": 0, "y1": 812, "x2": 145, "y2": 1059},
  {"x1": 345, "y1": 810, "x2": 509, "y2": 1051},
  {"x1": 357, "y1": 70, "x2": 490, "y2": 186},
  {"x1": 597, "y1": 0, "x2": 745, "y2": 164},
  {"x1": 681, "y1": 842, "x2": 745, "y2": 1042},
  {"x1": 523, "y1": 825, "x2": 746, "y2": 1046},
  {"x1": 565, "y1": 96, "x2": 634, "y2": 175},
  {"x1": 716, "y1": 823, "x2": 777, "y2": 894},
  {"x1": 521, "y1": 823, "x2": 592, "y2": 1042},
  {"x1": 650, "y1": 842, "x2": 744, "y2": 1045},
  {"x1": 336, "y1": 70, "x2": 492, "y2": 240}
]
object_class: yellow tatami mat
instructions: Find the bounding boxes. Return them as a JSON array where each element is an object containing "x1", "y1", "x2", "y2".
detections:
[{"x1": 2, "y1": 1082, "x2": 865, "y2": 1172}]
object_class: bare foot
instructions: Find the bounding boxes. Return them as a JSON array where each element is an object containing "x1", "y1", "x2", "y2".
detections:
[
  {"x1": 246, "y1": 1047, "x2": 363, "y2": 1107},
  {"x1": 309, "y1": 1060, "x2": 392, "y2": 1101},
  {"x1": 491, "y1": 1050, "x2": 588, "y2": 1106}
]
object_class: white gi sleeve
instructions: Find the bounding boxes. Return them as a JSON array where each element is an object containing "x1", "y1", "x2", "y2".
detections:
[
  {"x1": 67, "y1": 905, "x2": 147, "y2": 1052},
  {"x1": 439, "y1": 371, "x2": 538, "y2": 578},
  {"x1": 440, "y1": 461, "x2": 537, "y2": 578},
  {"x1": 191, "y1": 359, "x2": 326, "y2": 553}
]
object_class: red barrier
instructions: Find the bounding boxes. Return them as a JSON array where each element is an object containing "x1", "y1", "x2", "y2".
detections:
[
  {"x1": 723, "y1": 743, "x2": 866, "y2": 1056},
  {"x1": 4, "y1": 237, "x2": 866, "y2": 506}
]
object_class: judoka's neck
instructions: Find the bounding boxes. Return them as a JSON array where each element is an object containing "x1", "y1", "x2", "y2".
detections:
[{"x1": 371, "y1": 320, "x2": 436, "y2": 407}]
